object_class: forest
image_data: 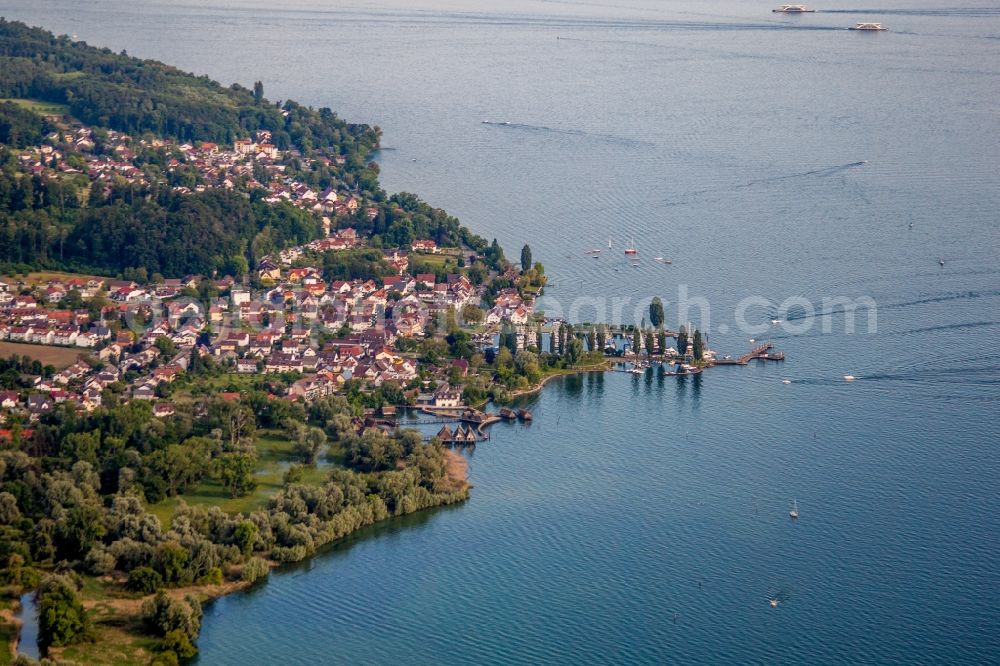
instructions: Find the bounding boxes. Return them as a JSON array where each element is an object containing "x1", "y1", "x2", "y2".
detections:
[{"x1": 0, "y1": 19, "x2": 378, "y2": 155}]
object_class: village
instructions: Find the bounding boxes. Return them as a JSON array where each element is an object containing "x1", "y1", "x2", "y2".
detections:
[
  {"x1": 0, "y1": 117, "x2": 560, "y2": 438},
  {"x1": 14, "y1": 123, "x2": 370, "y2": 218},
  {"x1": 0, "y1": 220, "x2": 543, "y2": 433}
]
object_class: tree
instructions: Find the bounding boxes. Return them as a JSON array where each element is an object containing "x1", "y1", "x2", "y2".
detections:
[
  {"x1": 234, "y1": 520, "x2": 258, "y2": 557},
  {"x1": 565, "y1": 336, "x2": 583, "y2": 365},
  {"x1": 677, "y1": 326, "x2": 689, "y2": 357},
  {"x1": 141, "y1": 591, "x2": 202, "y2": 660},
  {"x1": 520, "y1": 244, "x2": 532, "y2": 272},
  {"x1": 595, "y1": 324, "x2": 607, "y2": 353},
  {"x1": 293, "y1": 425, "x2": 328, "y2": 466},
  {"x1": 38, "y1": 574, "x2": 94, "y2": 648},
  {"x1": 253, "y1": 80, "x2": 265, "y2": 104},
  {"x1": 693, "y1": 329, "x2": 705, "y2": 361},
  {"x1": 649, "y1": 297, "x2": 665, "y2": 329},
  {"x1": 154, "y1": 336, "x2": 177, "y2": 359},
  {"x1": 218, "y1": 451, "x2": 257, "y2": 498},
  {"x1": 127, "y1": 566, "x2": 164, "y2": 594},
  {"x1": 0, "y1": 492, "x2": 20, "y2": 524},
  {"x1": 632, "y1": 327, "x2": 642, "y2": 354},
  {"x1": 155, "y1": 541, "x2": 191, "y2": 585},
  {"x1": 513, "y1": 350, "x2": 541, "y2": 383},
  {"x1": 461, "y1": 304, "x2": 484, "y2": 325}
]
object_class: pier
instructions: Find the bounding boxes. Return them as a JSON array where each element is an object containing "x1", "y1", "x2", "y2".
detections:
[
  {"x1": 411, "y1": 406, "x2": 502, "y2": 442},
  {"x1": 712, "y1": 343, "x2": 785, "y2": 366}
]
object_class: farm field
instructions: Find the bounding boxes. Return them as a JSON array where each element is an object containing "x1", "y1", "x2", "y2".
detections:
[{"x1": 0, "y1": 341, "x2": 84, "y2": 368}]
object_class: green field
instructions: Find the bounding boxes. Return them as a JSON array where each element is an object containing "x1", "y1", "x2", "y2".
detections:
[
  {"x1": 0, "y1": 97, "x2": 70, "y2": 117},
  {"x1": 148, "y1": 431, "x2": 332, "y2": 524}
]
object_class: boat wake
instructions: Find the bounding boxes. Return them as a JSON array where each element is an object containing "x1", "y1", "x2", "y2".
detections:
[
  {"x1": 771, "y1": 320, "x2": 1000, "y2": 342},
  {"x1": 820, "y1": 7, "x2": 1000, "y2": 16},
  {"x1": 665, "y1": 161, "x2": 867, "y2": 205},
  {"x1": 781, "y1": 289, "x2": 1000, "y2": 323},
  {"x1": 480, "y1": 120, "x2": 654, "y2": 148}
]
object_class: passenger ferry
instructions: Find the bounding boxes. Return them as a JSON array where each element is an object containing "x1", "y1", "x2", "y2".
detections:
[
  {"x1": 849, "y1": 22, "x2": 887, "y2": 30},
  {"x1": 772, "y1": 4, "x2": 815, "y2": 12}
]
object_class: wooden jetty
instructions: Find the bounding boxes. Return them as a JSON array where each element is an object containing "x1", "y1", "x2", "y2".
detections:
[
  {"x1": 420, "y1": 406, "x2": 502, "y2": 436},
  {"x1": 712, "y1": 343, "x2": 784, "y2": 366}
]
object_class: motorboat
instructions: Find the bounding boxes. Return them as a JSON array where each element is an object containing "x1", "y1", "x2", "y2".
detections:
[
  {"x1": 850, "y1": 22, "x2": 887, "y2": 30},
  {"x1": 773, "y1": 4, "x2": 815, "y2": 12}
]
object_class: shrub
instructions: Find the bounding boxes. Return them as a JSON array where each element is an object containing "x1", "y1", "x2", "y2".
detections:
[
  {"x1": 141, "y1": 591, "x2": 202, "y2": 642},
  {"x1": 241, "y1": 557, "x2": 269, "y2": 584},
  {"x1": 160, "y1": 628, "x2": 198, "y2": 660},
  {"x1": 126, "y1": 566, "x2": 164, "y2": 594}
]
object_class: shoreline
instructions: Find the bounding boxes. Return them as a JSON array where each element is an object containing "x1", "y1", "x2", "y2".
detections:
[
  {"x1": 505, "y1": 360, "x2": 612, "y2": 400},
  {"x1": 442, "y1": 447, "x2": 470, "y2": 487}
]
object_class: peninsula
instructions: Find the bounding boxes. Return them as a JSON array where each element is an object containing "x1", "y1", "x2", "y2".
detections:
[{"x1": 0, "y1": 18, "x2": 774, "y2": 664}]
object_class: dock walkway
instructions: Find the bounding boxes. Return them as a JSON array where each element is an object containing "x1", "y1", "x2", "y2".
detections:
[{"x1": 712, "y1": 343, "x2": 784, "y2": 366}]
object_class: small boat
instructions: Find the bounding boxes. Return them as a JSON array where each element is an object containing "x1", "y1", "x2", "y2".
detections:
[
  {"x1": 516, "y1": 409, "x2": 533, "y2": 422},
  {"x1": 770, "y1": 319, "x2": 782, "y2": 325},
  {"x1": 585, "y1": 248, "x2": 602, "y2": 256},
  {"x1": 789, "y1": 499, "x2": 799, "y2": 519},
  {"x1": 654, "y1": 257, "x2": 673, "y2": 264},
  {"x1": 625, "y1": 236, "x2": 638, "y2": 256},
  {"x1": 938, "y1": 258, "x2": 945, "y2": 266},
  {"x1": 850, "y1": 22, "x2": 888, "y2": 30},
  {"x1": 499, "y1": 407, "x2": 517, "y2": 420},
  {"x1": 843, "y1": 374, "x2": 856, "y2": 381},
  {"x1": 782, "y1": 379, "x2": 792, "y2": 384},
  {"x1": 769, "y1": 598, "x2": 780, "y2": 608},
  {"x1": 773, "y1": 4, "x2": 814, "y2": 12}
]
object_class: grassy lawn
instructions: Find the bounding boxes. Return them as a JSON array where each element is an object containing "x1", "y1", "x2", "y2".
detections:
[
  {"x1": 0, "y1": 97, "x2": 70, "y2": 116},
  {"x1": 412, "y1": 254, "x2": 457, "y2": 268},
  {"x1": 20, "y1": 270, "x2": 110, "y2": 285},
  {"x1": 148, "y1": 430, "x2": 330, "y2": 524},
  {"x1": 0, "y1": 341, "x2": 84, "y2": 369}
]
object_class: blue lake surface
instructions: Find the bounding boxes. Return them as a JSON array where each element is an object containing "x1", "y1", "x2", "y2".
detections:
[{"x1": 2, "y1": 0, "x2": 999, "y2": 662}]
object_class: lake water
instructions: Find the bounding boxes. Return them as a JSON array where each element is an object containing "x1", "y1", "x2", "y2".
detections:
[{"x1": 2, "y1": 0, "x2": 999, "y2": 662}]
